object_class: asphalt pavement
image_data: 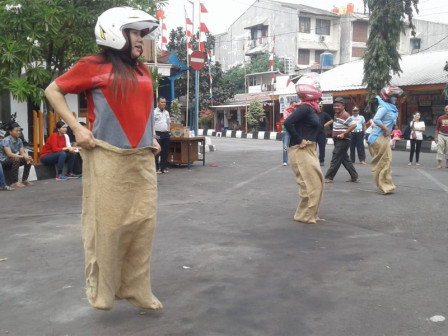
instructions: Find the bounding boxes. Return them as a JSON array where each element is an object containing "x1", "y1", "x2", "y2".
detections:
[{"x1": 1, "y1": 137, "x2": 447, "y2": 336}]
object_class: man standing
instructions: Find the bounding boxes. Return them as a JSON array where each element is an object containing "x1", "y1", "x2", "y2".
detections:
[
  {"x1": 316, "y1": 101, "x2": 332, "y2": 166},
  {"x1": 367, "y1": 86, "x2": 403, "y2": 194},
  {"x1": 154, "y1": 96, "x2": 171, "y2": 174},
  {"x1": 324, "y1": 97, "x2": 359, "y2": 183},
  {"x1": 435, "y1": 105, "x2": 448, "y2": 169},
  {"x1": 349, "y1": 106, "x2": 367, "y2": 165}
]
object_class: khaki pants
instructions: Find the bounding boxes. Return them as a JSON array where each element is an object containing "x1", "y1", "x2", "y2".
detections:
[
  {"x1": 436, "y1": 133, "x2": 448, "y2": 161},
  {"x1": 368, "y1": 136, "x2": 395, "y2": 194},
  {"x1": 288, "y1": 143, "x2": 324, "y2": 223},
  {"x1": 81, "y1": 140, "x2": 162, "y2": 311}
]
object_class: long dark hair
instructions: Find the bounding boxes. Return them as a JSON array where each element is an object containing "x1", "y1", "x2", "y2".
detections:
[{"x1": 89, "y1": 29, "x2": 151, "y2": 99}]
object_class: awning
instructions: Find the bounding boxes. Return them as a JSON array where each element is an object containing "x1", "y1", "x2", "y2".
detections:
[{"x1": 244, "y1": 17, "x2": 268, "y2": 29}]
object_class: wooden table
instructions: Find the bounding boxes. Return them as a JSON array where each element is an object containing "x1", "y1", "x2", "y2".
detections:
[{"x1": 169, "y1": 136, "x2": 205, "y2": 168}]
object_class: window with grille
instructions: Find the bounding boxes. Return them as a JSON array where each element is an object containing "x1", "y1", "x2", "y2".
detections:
[
  {"x1": 316, "y1": 19, "x2": 330, "y2": 35},
  {"x1": 298, "y1": 49, "x2": 310, "y2": 65},
  {"x1": 352, "y1": 47, "x2": 365, "y2": 58},
  {"x1": 299, "y1": 17, "x2": 311, "y2": 33},
  {"x1": 352, "y1": 21, "x2": 368, "y2": 42}
]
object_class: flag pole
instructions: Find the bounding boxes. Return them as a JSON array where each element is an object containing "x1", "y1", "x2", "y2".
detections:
[{"x1": 185, "y1": 5, "x2": 190, "y2": 128}]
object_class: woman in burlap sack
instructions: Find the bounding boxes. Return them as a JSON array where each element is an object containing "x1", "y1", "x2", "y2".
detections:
[
  {"x1": 45, "y1": 7, "x2": 163, "y2": 311},
  {"x1": 283, "y1": 76, "x2": 325, "y2": 224}
]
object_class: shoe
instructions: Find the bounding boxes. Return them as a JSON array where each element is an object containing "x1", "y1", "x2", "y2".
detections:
[
  {"x1": 360, "y1": 161, "x2": 367, "y2": 165},
  {"x1": 66, "y1": 173, "x2": 81, "y2": 179},
  {"x1": 56, "y1": 174, "x2": 68, "y2": 181},
  {"x1": 22, "y1": 181, "x2": 34, "y2": 186},
  {"x1": 408, "y1": 162, "x2": 412, "y2": 166},
  {"x1": 283, "y1": 162, "x2": 287, "y2": 166},
  {"x1": 162, "y1": 170, "x2": 169, "y2": 174},
  {"x1": 0, "y1": 185, "x2": 15, "y2": 191}
]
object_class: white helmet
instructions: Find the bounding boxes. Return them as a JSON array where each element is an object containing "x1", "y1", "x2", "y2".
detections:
[{"x1": 95, "y1": 7, "x2": 159, "y2": 51}]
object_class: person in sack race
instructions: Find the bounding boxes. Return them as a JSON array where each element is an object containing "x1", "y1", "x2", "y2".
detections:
[
  {"x1": 0, "y1": 123, "x2": 34, "y2": 189},
  {"x1": 367, "y1": 86, "x2": 403, "y2": 195},
  {"x1": 408, "y1": 112, "x2": 425, "y2": 166},
  {"x1": 284, "y1": 78, "x2": 325, "y2": 224},
  {"x1": 324, "y1": 97, "x2": 359, "y2": 183},
  {"x1": 45, "y1": 7, "x2": 163, "y2": 311},
  {"x1": 435, "y1": 105, "x2": 448, "y2": 169}
]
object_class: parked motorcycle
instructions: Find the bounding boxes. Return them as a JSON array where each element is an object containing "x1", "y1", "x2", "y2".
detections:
[{"x1": 0, "y1": 112, "x2": 26, "y2": 143}]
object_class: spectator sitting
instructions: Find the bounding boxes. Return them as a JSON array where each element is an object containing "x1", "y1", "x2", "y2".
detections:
[
  {"x1": 0, "y1": 163, "x2": 14, "y2": 191},
  {"x1": 40, "y1": 121, "x2": 81, "y2": 180},
  {"x1": 0, "y1": 123, "x2": 34, "y2": 188}
]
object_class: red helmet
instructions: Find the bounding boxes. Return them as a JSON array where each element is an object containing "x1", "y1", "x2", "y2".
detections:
[
  {"x1": 295, "y1": 84, "x2": 322, "y2": 101},
  {"x1": 380, "y1": 86, "x2": 403, "y2": 102}
]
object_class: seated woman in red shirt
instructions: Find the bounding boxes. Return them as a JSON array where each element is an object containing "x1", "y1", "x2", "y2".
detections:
[{"x1": 40, "y1": 121, "x2": 81, "y2": 180}]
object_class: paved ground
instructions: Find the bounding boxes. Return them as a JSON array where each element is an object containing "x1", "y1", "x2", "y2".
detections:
[{"x1": 1, "y1": 137, "x2": 448, "y2": 336}]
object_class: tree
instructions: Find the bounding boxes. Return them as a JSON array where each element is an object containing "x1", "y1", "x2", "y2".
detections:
[
  {"x1": 246, "y1": 100, "x2": 265, "y2": 132},
  {"x1": 362, "y1": 0, "x2": 419, "y2": 111},
  {"x1": 0, "y1": 0, "x2": 167, "y2": 106},
  {"x1": 166, "y1": 27, "x2": 233, "y2": 111},
  {"x1": 223, "y1": 53, "x2": 285, "y2": 95}
]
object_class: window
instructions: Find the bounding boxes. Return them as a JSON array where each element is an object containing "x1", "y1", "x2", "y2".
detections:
[
  {"x1": 352, "y1": 21, "x2": 368, "y2": 42},
  {"x1": 298, "y1": 49, "x2": 310, "y2": 65},
  {"x1": 315, "y1": 50, "x2": 325, "y2": 64},
  {"x1": 299, "y1": 17, "x2": 311, "y2": 33},
  {"x1": 316, "y1": 19, "x2": 330, "y2": 35},
  {"x1": 352, "y1": 47, "x2": 365, "y2": 58},
  {"x1": 411, "y1": 38, "x2": 421, "y2": 50}
]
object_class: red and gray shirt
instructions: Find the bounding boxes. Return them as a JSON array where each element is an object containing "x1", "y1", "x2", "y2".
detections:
[
  {"x1": 436, "y1": 115, "x2": 448, "y2": 135},
  {"x1": 55, "y1": 55, "x2": 155, "y2": 149}
]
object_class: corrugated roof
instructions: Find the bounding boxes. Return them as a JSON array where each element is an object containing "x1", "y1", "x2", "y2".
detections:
[{"x1": 320, "y1": 50, "x2": 448, "y2": 92}]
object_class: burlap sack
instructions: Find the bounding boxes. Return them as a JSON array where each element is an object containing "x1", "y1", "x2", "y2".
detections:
[
  {"x1": 368, "y1": 135, "x2": 396, "y2": 194},
  {"x1": 288, "y1": 143, "x2": 324, "y2": 224},
  {"x1": 81, "y1": 139, "x2": 162, "y2": 311}
]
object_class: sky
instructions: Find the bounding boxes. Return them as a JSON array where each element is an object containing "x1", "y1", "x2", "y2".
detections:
[{"x1": 162, "y1": 0, "x2": 448, "y2": 35}]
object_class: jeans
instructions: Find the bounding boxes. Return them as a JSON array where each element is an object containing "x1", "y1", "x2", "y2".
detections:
[
  {"x1": 155, "y1": 132, "x2": 171, "y2": 172},
  {"x1": 316, "y1": 130, "x2": 327, "y2": 163},
  {"x1": 325, "y1": 138, "x2": 358, "y2": 180},
  {"x1": 283, "y1": 131, "x2": 290, "y2": 163},
  {"x1": 0, "y1": 163, "x2": 6, "y2": 187},
  {"x1": 41, "y1": 151, "x2": 76, "y2": 174},
  {"x1": 350, "y1": 132, "x2": 366, "y2": 162},
  {"x1": 409, "y1": 139, "x2": 422, "y2": 163}
]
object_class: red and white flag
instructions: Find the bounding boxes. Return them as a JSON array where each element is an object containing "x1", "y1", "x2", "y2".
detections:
[{"x1": 200, "y1": 2, "x2": 208, "y2": 13}]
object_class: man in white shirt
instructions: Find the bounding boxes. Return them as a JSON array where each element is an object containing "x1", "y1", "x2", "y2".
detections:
[{"x1": 154, "y1": 97, "x2": 171, "y2": 173}]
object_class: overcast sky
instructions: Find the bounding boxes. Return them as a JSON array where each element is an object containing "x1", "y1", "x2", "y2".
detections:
[{"x1": 163, "y1": 0, "x2": 448, "y2": 34}]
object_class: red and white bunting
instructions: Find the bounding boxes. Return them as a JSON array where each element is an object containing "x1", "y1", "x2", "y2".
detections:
[
  {"x1": 200, "y1": 2, "x2": 208, "y2": 13},
  {"x1": 185, "y1": 6, "x2": 193, "y2": 55},
  {"x1": 270, "y1": 36, "x2": 275, "y2": 85}
]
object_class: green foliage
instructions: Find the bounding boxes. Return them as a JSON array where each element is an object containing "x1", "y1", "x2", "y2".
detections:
[
  {"x1": 0, "y1": 0, "x2": 167, "y2": 106},
  {"x1": 246, "y1": 100, "x2": 265, "y2": 131},
  {"x1": 362, "y1": 0, "x2": 418, "y2": 112},
  {"x1": 170, "y1": 99, "x2": 181, "y2": 123},
  {"x1": 166, "y1": 27, "x2": 233, "y2": 111},
  {"x1": 149, "y1": 66, "x2": 163, "y2": 92},
  {"x1": 223, "y1": 54, "x2": 285, "y2": 95}
]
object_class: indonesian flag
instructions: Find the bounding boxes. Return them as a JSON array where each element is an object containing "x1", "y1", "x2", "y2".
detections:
[
  {"x1": 187, "y1": 30, "x2": 193, "y2": 38},
  {"x1": 186, "y1": 17, "x2": 193, "y2": 25},
  {"x1": 200, "y1": 42, "x2": 205, "y2": 52},
  {"x1": 286, "y1": 79, "x2": 291, "y2": 87},
  {"x1": 162, "y1": 23, "x2": 167, "y2": 30},
  {"x1": 200, "y1": 2, "x2": 208, "y2": 13},
  {"x1": 156, "y1": 10, "x2": 165, "y2": 19}
]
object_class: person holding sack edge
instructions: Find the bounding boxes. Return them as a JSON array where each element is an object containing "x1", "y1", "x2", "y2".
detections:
[
  {"x1": 367, "y1": 86, "x2": 403, "y2": 194},
  {"x1": 284, "y1": 78, "x2": 325, "y2": 224},
  {"x1": 45, "y1": 7, "x2": 163, "y2": 311}
]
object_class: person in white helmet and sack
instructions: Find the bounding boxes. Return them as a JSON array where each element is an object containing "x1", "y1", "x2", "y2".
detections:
[
  {"x1": 45, "y1": 7, "x2": 163, "y2": 311},
  {"x1": 283, "y1": 75, "x2": 325, "y2": 224}
]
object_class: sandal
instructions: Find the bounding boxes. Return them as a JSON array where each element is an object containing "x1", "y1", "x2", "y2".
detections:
[
  {"x1": 346, "y1": 177, "x2": 360, "y2": 182},
  {"x1": 22, "y1": 181, "x2": 34, "y2": 186},
  {"x1": 162, "y1": 170, "x2": 169, "y2": 174},
  {"x1": 324, "y1": 179, "x2": 333, "y2": 183},
  {"x1": 156, "y1": 170, "x2": 162, "y2": 174}
]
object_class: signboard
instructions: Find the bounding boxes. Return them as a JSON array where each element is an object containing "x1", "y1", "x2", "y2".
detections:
[
  {"x1": 321, "y1": 93, "x2": 334, "y2": 105},
  {"x1": 190, "y1": 51, "x2": 205, "y2": 71}
]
